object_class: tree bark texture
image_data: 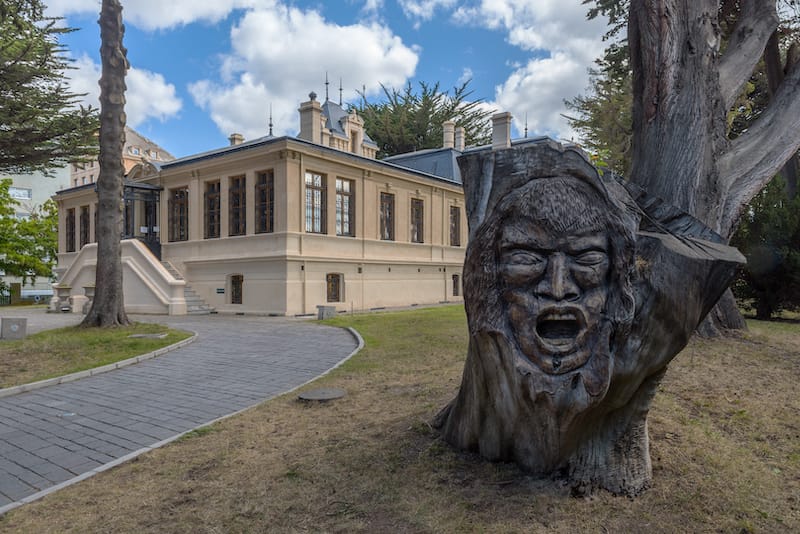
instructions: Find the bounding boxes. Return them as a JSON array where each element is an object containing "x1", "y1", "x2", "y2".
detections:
[
  {"x1": 764, "y1": 31, "x2": 799, "y2": 199},
  {"x1": 435, "y1": 142, "x2": 744, "y2": 495},
  {"x1": 628, "y1": 0, "x2": 800, "y2": 334},
  {"x1": 81, "y1": 0, "x2": 130, "y2": 327}
]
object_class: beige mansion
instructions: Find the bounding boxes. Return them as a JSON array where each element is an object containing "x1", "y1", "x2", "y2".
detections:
[{"x1": 53, "y1": 94, "x2": 499, "y2": 316}]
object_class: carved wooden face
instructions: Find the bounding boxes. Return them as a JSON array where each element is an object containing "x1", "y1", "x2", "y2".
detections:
[
  {"x1": 499, "y1": 222, "x2": 610, "y2": 374},
  {"x1": 489, "y1": 176, "x2": 614, "y2": 376}
]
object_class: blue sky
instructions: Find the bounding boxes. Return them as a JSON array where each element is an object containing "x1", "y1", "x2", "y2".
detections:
[{"x1": 47, "y1": 1, "x2": 610, "y2": 158}]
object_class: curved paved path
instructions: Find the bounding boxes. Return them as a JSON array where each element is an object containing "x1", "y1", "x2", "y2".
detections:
[{"x1": 0, "y1": 311, "x2": 359, "y2": 513}]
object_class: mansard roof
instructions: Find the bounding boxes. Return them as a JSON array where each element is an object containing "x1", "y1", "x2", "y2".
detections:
[{"x1": 320, "y1": 99, "x2": 377, "y2": 147}]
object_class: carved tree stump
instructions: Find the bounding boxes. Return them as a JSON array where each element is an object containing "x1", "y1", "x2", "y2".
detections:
[{"x1": 434, "y1": 142, "x2": 744, "y2": 495}]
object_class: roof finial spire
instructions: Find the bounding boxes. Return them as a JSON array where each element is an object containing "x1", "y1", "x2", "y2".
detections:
[
  {"x1": 524, "y1": 112, "x2": 528, "y2": 138},
  {"x1": 325, "y1": 72, "x2": 330, "y2": 101},
  {"x1": 339, "y1": 78, "x2": 343, "y2": 106},
  {"x1": 268, "y1": 103, "x2": 273, "y2": 136}
]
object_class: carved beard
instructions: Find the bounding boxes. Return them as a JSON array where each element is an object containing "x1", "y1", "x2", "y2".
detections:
[
  {"x1": 450, "y1": 323, "x2": 617, "y2": 474},
  {"x1": 507, "y1": 317, "x2": 615, "y2": 435}
]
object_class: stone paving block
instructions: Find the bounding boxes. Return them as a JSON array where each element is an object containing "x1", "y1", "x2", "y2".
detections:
[
  {"x1": 31, "y1": 463, "x2": 75, "y2": 483},
  {"x1": 0, "y1": 475, "x2": 35, "y2": 501},
  {"x1": 15, "y1": 469, "x2": 52, "y2": 490}
]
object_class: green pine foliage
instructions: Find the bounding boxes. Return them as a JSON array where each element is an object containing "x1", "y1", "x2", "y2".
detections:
[
  {"x1": 731, "y1": 176, "x2": 800, "y2": 319},
  {"x1": 564, "y1": 43, "x2": 632, "y2": 176},
  {"x1": 0, "y1": 0, "x2": 98, "y2": 175},
  {"x1": 356, "y1": 80, "x2": 493, "y2": 159},
  {"x1": 0, "y1": 178, "x2": 58, "y2": 293}
]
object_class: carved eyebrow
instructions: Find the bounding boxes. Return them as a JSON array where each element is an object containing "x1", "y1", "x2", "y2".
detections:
[
  {"x1": 498, "y1": 241, "x2": 550, "y2": 254},
  {"x1": 563, "y1": 237, "x2": 608, "y2": 254}
]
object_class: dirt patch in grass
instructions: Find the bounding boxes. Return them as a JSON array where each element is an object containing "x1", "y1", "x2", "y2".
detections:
[
  {"x1": 0, "y1": 307, "x2": 798, "y2": 533},
  {"x1": 0, "y1": 322, "x2": 193, "y2": 388}
]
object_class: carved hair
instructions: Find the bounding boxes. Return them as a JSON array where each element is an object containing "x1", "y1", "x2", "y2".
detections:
[{"x1": 463, "y1": 172, "x2": 637, "y2": 352}]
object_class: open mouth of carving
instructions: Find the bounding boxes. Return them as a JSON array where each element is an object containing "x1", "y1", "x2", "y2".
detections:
[{"x1": 535, "y1": 308, "x2": 586, "y2": 353}]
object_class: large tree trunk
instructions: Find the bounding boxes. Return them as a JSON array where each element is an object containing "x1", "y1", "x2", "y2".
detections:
[
  {"x1": 81, "y1": 0, "x2": 129, "y2": 327},
  {"x1": 627, "y1": 0, "x2": 800, "y2": 334},
  {"x1": 435, "y1": 143, "x2": 744, "y2": 495},
  {"x1": 436, "y1": 0, "x2": 800, "y2": 496}
]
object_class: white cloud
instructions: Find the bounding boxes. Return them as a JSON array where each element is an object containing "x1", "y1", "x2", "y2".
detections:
[
  {"x1": 453, "y1": 0, "x2": 609, "y2": 140},
  {"x1": 67, "y1": 54, "x2": 182, "y2": 128},
  {"x1": 359, "y1": 0, "x2": 385, "y2": 15},
  {"x1": 190, "y1": 4, "x2": 418, "y2": 140},
  {"x1": 126, "y1": 69, "x2": 183, "y2": 126},
  {"x1": 457, "y1": 67, "x2": 474, "y2": 86},
  {"x1": 399, "y1": 0, "x2": 458, "y2": 23},
  {"x1": 493, "y1": 52, "x2": 588, "y2": 141},
  {"x1": 46, "y1": 0, "x2": 277, "y2": 31}
]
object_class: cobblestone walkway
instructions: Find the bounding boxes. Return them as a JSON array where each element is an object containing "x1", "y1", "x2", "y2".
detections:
[{"x1": 0, "y1": 311, "x2": 359, "y2": 512}]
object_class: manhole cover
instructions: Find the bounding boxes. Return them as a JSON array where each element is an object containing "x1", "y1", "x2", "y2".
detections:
[{"x1": 298, "y1": 388, "x2": 346, "y2": 402}]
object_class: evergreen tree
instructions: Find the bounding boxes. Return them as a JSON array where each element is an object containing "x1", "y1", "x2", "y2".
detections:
[
  {"x1": 0, "y1": 0, "x2": 98, "y2": 175},
  {"x1": 357, "y1": 81, "x2": 493, "y2": 159},
  {"x1": 564, "y1": 43, "x2": 632, "y2": 175},
  {"x1": 732, "y1": 176, "x2": 800, "y2": 318}
]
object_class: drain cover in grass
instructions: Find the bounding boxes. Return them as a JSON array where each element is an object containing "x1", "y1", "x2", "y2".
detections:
[
  {"x1": 128, "y1": 333, "x2": 168, "y2": 339},
  {"x1": 298, "y1": 388, "x2": 346, "y2": 402}
]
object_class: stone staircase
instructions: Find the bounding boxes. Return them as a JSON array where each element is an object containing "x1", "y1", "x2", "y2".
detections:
[
  {"x1": 183, "y1": 287, "x2": 215, "y2": 315},
  {"x1": 162, "y1": 261, "x2": 215, "y2": 315}
]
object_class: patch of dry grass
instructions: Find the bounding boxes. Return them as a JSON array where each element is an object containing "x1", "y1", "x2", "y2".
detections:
[
  {"x1": 0, "y1": 323, "x2": 193, "y2": 388},
  {"x1": 0, "y1": 306, "x2": 797, "y2": 533}
]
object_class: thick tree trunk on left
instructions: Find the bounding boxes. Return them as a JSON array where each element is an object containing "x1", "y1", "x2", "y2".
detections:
[{"x1": 81, "y1": 0, "x2": 129, "y2": 327}]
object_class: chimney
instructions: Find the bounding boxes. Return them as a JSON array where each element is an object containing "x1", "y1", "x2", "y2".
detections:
[
  {"x1": 228, "y1": 133, "x2": 244, "y2": 146},
  {"x1": 298, "y1": 91, "x2": 322, "y2": 144},
  {"x1": 454, "y1": 126, "x2": 465, "y2": 151},
  {"x1": 492, "y1": 112, "x2": 513, "y2": 150},
  {"x1": 442, "y1": 120, "x2": 455, "y2": 149}
]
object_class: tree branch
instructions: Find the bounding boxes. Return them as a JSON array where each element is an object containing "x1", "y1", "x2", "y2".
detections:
[
  {"x1": 718, "y1": 62, "x2": 800, "y2": 235},
  {"x1": 718, "y1": 0, "x2": 778, "y2": 110}
]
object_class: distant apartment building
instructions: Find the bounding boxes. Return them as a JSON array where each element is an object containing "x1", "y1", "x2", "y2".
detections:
[{"x1": 70, "y1": 127, "x2": 174, "y2": 187}]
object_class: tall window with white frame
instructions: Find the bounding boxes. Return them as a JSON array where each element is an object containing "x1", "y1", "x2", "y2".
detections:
[
  {"x1": 255, "y1": 170, "x2": 274, "y2": 234},
  {"x1": 66, "y1": 208, "x2": 76, "y2": 252},
  {"x1": 168, "y1": 187, "x2": 189, "y2": 242},
  {"x1": 79, "y1": 205, "x2": 90, "y2": 248},
  {"x1": 123, "y1": 198, "x2": 135, "y2": 237},
  {"x1": 380, "y1": 192, "x2": 394, "y2": 241},
  {"x1": 229, "y1": 175, "x2": 246, "y2": 236},
  {"x1": 449, "y1": 205, "x2": 461, "y2": 247},
  {"x1": 335, "y1": 178, "x2": 355, "y2": 237},
  {"x1": 305, "y1": 171, "x2": 326, "y2": 234},
  {"x1": 204, "y1": 180, "x2": 221, "y2": 239},
  {"x1": 410, "y1": 198, "x2": 424, "y2": 243}
]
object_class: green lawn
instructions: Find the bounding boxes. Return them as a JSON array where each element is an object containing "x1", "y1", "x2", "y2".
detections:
[
  {"x1": 0, "y1": 322, "x2": 193, "y2": 388},
  {"x1": 1, "y1": 306, "x2": 798, "y2": 533}
]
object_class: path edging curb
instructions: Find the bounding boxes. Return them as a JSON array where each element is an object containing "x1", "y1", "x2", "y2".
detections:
[{"x1": 0, "y1": 331, "x2": 198, "y2": 399}]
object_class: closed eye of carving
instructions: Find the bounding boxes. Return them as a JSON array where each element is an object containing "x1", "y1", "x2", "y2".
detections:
[
  {"x1": 573, "y1": 250, "x2": 607, "y2": 266},
  {"x1": 502, "y1": 249, "x2": 546, "y2": 266}
]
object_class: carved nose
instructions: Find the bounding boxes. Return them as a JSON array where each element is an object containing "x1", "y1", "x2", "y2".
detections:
[{"x1": 540, "y1": 253, "x2": 579, "y2": 301}]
